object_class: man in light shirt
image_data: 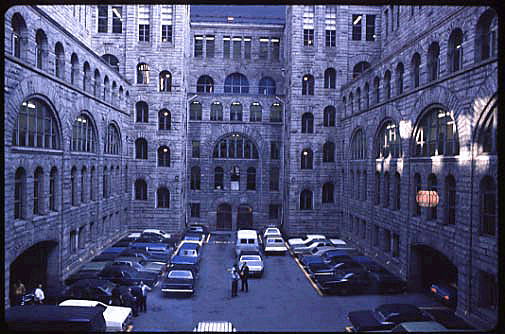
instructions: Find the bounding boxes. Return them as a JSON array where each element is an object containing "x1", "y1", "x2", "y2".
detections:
[{"x1": 34, "y1": 284, "x2": 45, "y2": 304}]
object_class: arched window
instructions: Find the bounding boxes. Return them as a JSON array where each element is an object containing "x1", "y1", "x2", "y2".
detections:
[
  {"x1": 81, "y1": 166, "x2": 87, "y2": 203},
  {"x1": 14, "y1": 167, "x2": 26, "y2": 219},
  {"x1": 480, "y1": 176, "x2": 496, "y2": 236},
  {"x1": 427, "y1": 42, "x2": 440, "y2": 81},
  {"x1": 49, "y1": 167, "x2": 57, "y2": 211},
  {"x1": 119, "y1": 86, "x2": 123, "y2": 104},
  {"x1": 411, "y1": 53, "x2": 421, "y2": 88},
  {"x1": 302, "y1": 74, "x2": 314, "y2": 95},
  {"x1": 383, "y1": 172, "x2": 390, "y2": 207},
  {"x1": 33, "y1": 167, "x2": 43, "y2": 215},
  {"x1": 445, "y1": 174, "x2": 456, "y2": 225},
  {"x1": 270, "y1": 102, "x2": 282, "y2": 122},
  {"x1": 270, "y1": 167, "x2": 279, "y2": 191},
  {"x1": 191, "y1": 166, "x2": 201, "y2": 190},
  {"x1": 322, "y1": 182, "x2": 334, "y2": 203},
  {"x1": 353, "y1": 61, "x2": 371, "y2": 79},
  {"x1": 71, "y1": 113, "x2": 95, "y2": 152},
  {"x1": 363, "y1": 171, "x2": 367, "y2": 201},
  {"x1": 259, "y1": 77, "x2": 276, "y2": 95},
  {"x1": 475, "y1": 9, "x2": 497, "y2": 62},
  {"x1": 159, "y1": 70, "x2": 172, "y2": 92},
  {"x1": 137, "y1": 63, "x2": 150, "y2": 84},
  {"x1": 71, "y1": 166, "x2": 77, "y2": 206},
  {"x1": 448, "y1": 29, "x2": 463, "y2": 73},
  {"x1": 103, "y1": 76, "x2": 109, "y2": 101},
  {"x1": 135, "y1": 138, "x2": 148, "y2": 159},
  {"x1": 351, "y1": 128, "x2": 367, "y2": 159},
  {"x1": 136, "y1": 101, "x2": 149, "y2": 123},
  {"x1": 55, "y1": 42, "x2": 65, "y2": 79},
  {"x1": 212, "y1": 133, "x2": 258, "y2": 159},
  {"x1": 135, "y1": 179, "x2": 147, "y2": 200},
  {"x1": 364, "y1": 83, "x2": 370, "y2": 109},
  {"x1": 13, "y1": 98, "x2": 61, "y2": 149},
  {"x1": 224, "y1": 73, "x2": 249, "y2": 94},
  {"x1": 384, "y1": 70, "x2": 391, "y2": 100},
  {"x1": 11, "y1": 13, "x2": 27, "y2": 59},
  {"x1": 102, "y1": 54, "x2": 119, "y2": 72},
  {"x1": 393, "y1": 172, "x2": 401, "y2": 210},
  {"x1": 190, "y1": 101, "x2": 202, "y2": 121},
  {"x1": 300, "y1": 189, "x2": 313, "y2": 210},
  {"x1": 210, "y1": 102, "x2": 223, "y2": 121},
  {"x1": 215, "y1": 167, "x2": 224, "y2": 189},
  {"x1": 476, "y1": 96, "x2": 496, "y2": 154},
  {"x1": 323, "y1": 106, "x2": 336, "y2": 127},
  {"x1": 157, "y1": 187, "x2": 170, "y2": 208},
  {"x1": 349, "y1": 92, "x2": 354, "y2": 113},
  {"x1": 374, "y1": 171, "x2": 380, "y2": 205},
  {"x1": 413, "y1": 107, "x2": 459, "y2": 156},
  {"x1": 427, "y1": 174, "x2": 437, "y2": 220},
  {"x1": 111, "y1": 81, "x2": 117, "y2": 105},
  {"x1": 323, "y1": 141, "x2": 335, "y2": 162},
  {"x1": 94, "y1": 69, "x2": 101, "y2": 97},
  {"x1": 159, "y1": 109, "x2": 171, "y2": 130},
  {"x1": 376, "y1": 121, "x2": 401, "y2": 158},
  {"x1": 104, "y1": 123, "x2": 120, "y2": 155},
  {"x1": 413, "y1": 173, "x2": 421, "y2": 216},
  {"x1": 373, "y1": 76, "x2": 380, "y2": 104},
  {"x1": 247, "y1": 167, "x2": 256, "y2": 190},
  {"x1": 35, "y1": 29, "x2": 48, "y2": 70},
  {"x1": 83, "y1": 62, "x2": 91, "y2": 92},
  {"x1": 356, "y1": 87, "x2": 361, "y2": 111},
  {"x1": 301, "y1": 148, "x2": 313, "y2": 169},
  {"x1": 158, "y1": 146, "x2": 170, "y2": 167},
  {"x1": 90, "y1": 166, "x2": 96, "y2": 201},
  {"x1": 301, "y1": 112, "x2": 314, "y2": 133},
  {"x1": 230, "y1": 166, "x2": 240, "y2": 190},
  {"x1": 324, "y1": 68, "x2": 336, "y2": 89},
  {"x1": 71, "y1": 53, "x2": 79, "y2": 85},
  {"x1": 103, "y1": 166, "x2": 108, "y2": 199},
  {"x1": 230, "y1": 102, "x2": 243, "y2": 121},
  {"x1": 197, "y1": 75, "x2": 214, "y2": 93},
  {"x1": 396, "y1": 63, "x2": 404, "y2": 95},
  {"x1": 250, "y1": 102, "x2": 262, "y2": 122}
]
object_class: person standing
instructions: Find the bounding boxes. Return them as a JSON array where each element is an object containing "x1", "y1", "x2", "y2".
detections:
[
  {"x1": 34, "y1": 284, "x2": 45, "y2": 304},
  {"x1": 140, "y1": 281, "x2": 151, "y2": 312},
  {"x1": 15, "y1": 281, "x2": 26, "y2": 306},
  {"x1": 130, "y1": 284, "x2": 143, "y2": 316},
  {"x1": 111, "y1": 285, "x2": 121, "y2": 306},
  {"x1": 240, "y1": 263, "x2": 249, "y2": 292},
  {"x1": 231, "y1": 265, "x2": 239, "y2": 297}
]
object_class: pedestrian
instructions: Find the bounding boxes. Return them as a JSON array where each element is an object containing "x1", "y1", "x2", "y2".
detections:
[
  {"x1": 130, "y1": 284, "x2": 143, "y2": 316},
  {"x1": 231, "y1": 264, "x2": 239, "y2": 297},
  {"x1": 124, "y1": 287, "x2": 139, "y2": 317},
  {"x1": 111, "y1": 285, "x2": 121, "y2": 306},
  {"x1": 34, "y1": 284, "x2": 45, "y2": 304},
  {"x1": 15, "y1": 281, "x2": 26, "y2": 306},
  {"x1": 140, "y1": 281, "x2": 151, "y2": 312},
  {"x1": 240, "y1": 263, "x2": 249, "y2": 292}
]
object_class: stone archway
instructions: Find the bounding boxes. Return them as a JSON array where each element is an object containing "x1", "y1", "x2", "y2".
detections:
[
  {"x1": 216, "y1": 203, "x2": 232, "y2": 230},
  {"x1": 237, "y1": 204, "x2": 253, "y2": 230}
]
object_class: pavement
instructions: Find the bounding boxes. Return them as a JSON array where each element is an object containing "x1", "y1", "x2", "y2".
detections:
[{"x1": 131, "y1": 234, "x2": 449, "y2": 332}]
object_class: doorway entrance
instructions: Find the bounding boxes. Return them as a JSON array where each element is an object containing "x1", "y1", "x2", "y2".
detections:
[
  {"x1": 216, "y1": 203, "x2": 232, "y2": 230},
  {"x1": 237, "y1": 204, "x2": 253, "y2": 230}
]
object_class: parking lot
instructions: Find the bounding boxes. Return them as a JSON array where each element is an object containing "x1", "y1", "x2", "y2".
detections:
[{"x1": 131, "y1": 234, "x2": 446, "y2": 332}]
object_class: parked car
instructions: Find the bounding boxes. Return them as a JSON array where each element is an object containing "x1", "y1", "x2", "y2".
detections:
[
  {"x1": 168, "y1": 255, "x2": 200, "y2": 276},
  {"x1": 113, "y1": 236, "x2": 137, "y2": 248},
  {"x1": 62, "y1": 279, "x2": 117, "y2": 305},
  {"x1": 430, "y1": 282, "x2": 457, "y2": 308},
  {"x1": 64, "y1": 262, "x2": 112, "y2": 286},
  {"x1": 311, "y1": 260, "x2": 366, "y2": 280},
  {"x1": 110, "y1": 258, "x2": 155, "y2": 273},
  {"x1": 421, "y1": 306, "x2": 475, "y2": 330},
  {"x1": 294, "y1": 245, "x2": 340, "y2": 259},
  {"x1": 176, "y1": 248, "x2": 201, "y2": 263},
  {"x1": 92, "y1": 247, "x2": 128, "y2": 262},
  {"x1": 185, "y1": 224, "x2": 209, "y2": 238},
  {"x1": 238, "y1": 255, "x2": 264, "y2": 277},
  {"x1": 182, "y1": 234, "x2": 205, "y2": 247},
  {"x1": 129, "y1": 242, "x2": 173, "y2": 262},
  {"x1": 140, "y1": 260, "x2": 167, "y2": 277},
  {"x1": 346, "y1": 303, "x2": 434, "y2": 332},
  {"x1": 235, "y1": 230, "x2": 261, "y2": 258},
  {"x1": 300, "y1": 248, "x2": 359, "y2": 268},
  {"x1": 119, "y1": 247, "x2": 149, "y2": 258},
  {"x1": 263, "y1": 226, "x2": 282, "y2": 240},
  {"x1": 390, "y1": 321, "x2": 450, "y2": 332},
  {"x1": 291, "y1": 239, "x2": 340, "y2": 257},
  {"x1": 263, "y1": 236, "x2": 287, "y2": 255},
  {"x1": 98, "y1": 264, "x2": 158, "y2": 287},
  {"x1": 178, "y1": 240, "x2": 201, "y2": 254},
  {"x1": 142, "y1": 229, "x2": 171, "y2": 239},
  {"x1": 237, "y1": 248, "x2": 264, "y2": 259},
  {"x1": 287, "y1": 234, "x2": 326, "y2": 248},
  {"x1": 316, "y1": 268, "x2": 370, "y2": 295},
  {"x1": 59, "y1": 299, "x2": 133, "y2": 332},
  {"x1": 368, "y1": 269, "x2": 408, "y2": 294},
  {"x1": 161, "y1": 270, "x2": 196, "y2": 296}
]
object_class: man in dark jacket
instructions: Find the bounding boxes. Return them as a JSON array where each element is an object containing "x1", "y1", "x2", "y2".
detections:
[
  {"x1": 130, "y1": 284, "x2": 143, "y2": 316},
  {"x1": 111, "y1": 285, "x2": 121, "y2": 306},
  {"x1": 119, "y1": 286, "x2": 138, "y2": 316},
  {"x1": 240, "y1": 263, "x2": 249, "y2": 292}
]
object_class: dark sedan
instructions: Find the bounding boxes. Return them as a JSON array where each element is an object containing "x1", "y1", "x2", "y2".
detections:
[
  {"x1": 346, "y1": 303, "x2": 434, "y2": 332},
  {"x1": 98, "y1": 264, "x2": 158, "y2": 287},
  {"x1": 430, "y1": 282, "x2": 457, "y2": 308},
  {"x1": 168, "y1": 255, "x2": 199, "y2": 276},
  {"x1": 316, "y1": 269, "x2": 370, "y2": 295},
  {"x1": 311, "y1": 260, "x2": 366, "y2": 281},
  {"x1": 64, "y1": 261, "x2": 112, "y2": 285},
  {"x1": 161, "y1": 270, "x2": 195, "y2": 296},
  {"x1": 368, "y1": 269, "x2": 408, "y2": 294},
  {"x1": 92, "y1": 247, "x2": 127, "y2": 262},
  {"x1": 61, "y1": 279, "x2": 116, "y2": 304},
  {"x1": 300, "y1": 249, "x2": 358, "y2": 268}
]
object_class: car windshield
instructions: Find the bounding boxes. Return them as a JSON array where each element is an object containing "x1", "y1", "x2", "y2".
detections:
[
  {"x1": 242, "y1": 260, "x2": 261, "y2": 266},
  {"x1": 241, "y1": 256, "x2": 261, "y2": 261},
  {"x1": 267, "y1": 238, "x2": 282, "y2": 244},
  {"x1": 266, "y1": 228, "x2": 279, "y2": 234},
  {"x1": 168, "y1": 270, "x2": 193, "y2": 279}
]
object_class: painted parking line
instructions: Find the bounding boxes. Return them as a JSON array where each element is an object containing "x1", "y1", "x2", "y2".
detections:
[
  {"x1": 205, "y1": 233, "x2": 211, "y2": 244},
  {"x1": 293, "y1": 255, "x2": 323, "y2": 296}
]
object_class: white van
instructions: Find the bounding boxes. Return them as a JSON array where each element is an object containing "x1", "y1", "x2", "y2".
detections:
[{"x1": 235, "y1": 230, "x2": 260, "y2": 257}]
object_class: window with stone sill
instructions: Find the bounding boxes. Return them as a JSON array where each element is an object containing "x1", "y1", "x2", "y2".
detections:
[
  {"x1": 413, "y1": 107, "x2": 459, "y2": 157},
  {"x1": 323, "y1": 106, "x2": 336, "y2": 127},
  {"x1": 158, "y1": 146, "x2": 170, "y2": 167},
  {"x1": 322, "y1": 182, "x2": 334, "y2": 203},
  {"x1": 159, "y1": 109, "x2": 171, "y2": 130},
  {"x1": 300, "y1": 189, "x2": 313, "y2": 210},
  {"x1": 135, "y1": 179, "x2": 147, "y2": 200},
  {"x1": 191, "y1": 166, "x2": 201, "y2": 190},
  {"x1": 157, "y1": 187, "x2": 170, "y2": 208},
  {"x1": 12, "y1": 13, "x2": 27, "y2": 59}
]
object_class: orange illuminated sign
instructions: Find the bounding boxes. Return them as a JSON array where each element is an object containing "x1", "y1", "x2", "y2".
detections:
[{"x1": 417, "y1": 190, "x2": 439, "y2": 207}]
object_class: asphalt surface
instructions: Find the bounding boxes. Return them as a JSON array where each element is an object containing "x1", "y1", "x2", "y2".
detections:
[{"x1": 130, "y1": 234, "x2": 447, "y2": 332}]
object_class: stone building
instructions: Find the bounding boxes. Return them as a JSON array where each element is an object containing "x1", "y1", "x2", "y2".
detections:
[{"x1": 4, "y1": 4, "x2": 497, "y2": 329}]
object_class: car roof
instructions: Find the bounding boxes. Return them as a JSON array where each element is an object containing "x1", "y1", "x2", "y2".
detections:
[
  {"x1": 171, "y1": 255, "x2": 198, "y2": 264},
  {"x1": 6, "y1": 305, "x2": 105, "y2": 323},
  {"x1": 237, "y1": 230, "x2": 258, "y2": 237},
  {"x1": 392, "y1": 321, "x2": 448, "y2": 331},
  {"x1": 377, "y1": 304, "x2": 422, "y2": 315}
]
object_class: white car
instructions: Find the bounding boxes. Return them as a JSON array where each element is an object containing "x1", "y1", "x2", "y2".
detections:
[
  {"x1": 238, "y1": 255, "x2": 264, "y2": 277},
  {"x1": 59, "y1": 299, "x2": 133, "y2": 332},
  {"x1": 263, "y1": 227, "x2": 282, "y2": 240},
  {"x1": 264, "y1": 237, "x2": 287, "y2": 255},
  {"x1": 142, "y1": 229, "x2": 171, "y2": 239},
  {"x1": 287, "y1": 234, "x2": 326, "y2": 248}
]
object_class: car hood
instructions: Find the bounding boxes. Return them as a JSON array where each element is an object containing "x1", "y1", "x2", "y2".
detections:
[
  {"x1": 348, "y1": 310, "x2": 386, "y2": 331},
  {"x1": 103, "y1": 306, "x2": 132, "y2": 329}
]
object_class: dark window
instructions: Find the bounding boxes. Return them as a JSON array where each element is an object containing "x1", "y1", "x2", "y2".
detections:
[
  {"x1": 191, "y1": 166, "x2": 201, "y2": 190},
  {"x1": 375, "y1": 171, "x2": 380, "y2": 205},
  {"x1": 192, "y1": 141, "x2": 200, "y2": 158},
  {"x1": 233, "y1": 37, "x2": 242, "y2": 59},
  {"x1": 373, "y1": 224, "x2": 379, "y2": 246},
  {"x1": 428, "y1": 42, "x2": 440, "y2": 81},
  {"x1": 90, "y1": 167, "x2": 96, "y2": 201},
  {"x1": 324, "y1": 106, "x2": 336, "y2": 126},
  {"x1": 71, "y1": 167, "x2": 77, "y2": 206},
  {"x1": 157, "y1": 188, "x2": 170, "y2": 208},
  {"x1": 247, "y1": 167, "x2": 256, "y2": 190},
  {"x1": 383, "y1": 172, "x2": 390, "y2": 207},
  {"x1": 303, "y1": 6, "x2": 315, "y2": 46},
  {"x1": 49, "y1": 167, "x2": 57, "y2": 211},
  {"x1": 244, "y1": 37, "x2": 251, "y2": 58},
  {"x1": 428, "y1": 174, "x2": 437, "y2": 220},
  {"x1": 55, "y1": 42, "x2": 65, "y2": 79},
  {"x1": 448, "y1": 29, "x2": 463, "y2": 73},
  {"x1": 224, "y1": 73, "x2": 249, "y2": 94},
  {"x1": 70, "y1": 231, "x2": 77, "y2": 254},
  {"x1": 301, "y1": 113, "x2": 314, "y2": 133},
  {"x1": 411, "y1": 53, "x2": 421, "y2": 88},
  {"x1": 33, "y1": 167, "x2": 43, "y2": 215},
  {"x1": 71, "y1": 114, "x2": 95, "y2": 153},
  {"x1": 366, "y1": 15, "x2": 376, "y2": 41},
  {"x1": 215, "y1": 167, "x2": 224, "y2": 189},
  {"x1": 135, "y1": 138, "x2": 148, "y2": 159},
  {"x1": 259, "y1": 37, "x2": 268, "y2": 59},
  {"x1": 158, "y1": 146, "x2": 170, "y2": 166},
  {"x1": 137, "y1": 63, "x2": 149, "y2": 84},
  {"x1": 324, "y1": 68, "x2": 336, "y2": 89},
  {"x1": 479, "y1": 176, "x2": 496, "y2": 236},
  {"x1": 135, "y1": 179, "x2": 147, "y2": 200},
  {"x1": 376, "y1": 121, "x2": 401, "y2": 158},
  {"x1": 383, "y1": 229, "x2": 391, "y2": 252},
  {"x1": 212, "y1": 133, "x2": 258, "y2": 159},
  {"x1": 323, "y1": 141, "x2": 335, "y2": 162},
  {"x1": 272, "y1": 38, "x2": 280, "y2": 61},
  {"x1": 270, "y1": 102, "x2": 282, "y2": 122},
  {"x1": 475, "y1": 9, "x2": 497, "y2": 62},
  {"x1": 384, "y1": 70, "x2": 391, "y2": 99},
  {"x1": 136, "y1": 101, "x2": 148, "y2": 123},
  {"x1": 364, "y1": 83, "x2": 370, "y2": 109},
  {"x1": 271, "y1": 141, "x2": 280, "y2": 160},
  {"x1": 392, "y1": 233, "x2": 399, "y2": 257},
  {"x1": 102, "y1": 54, "x2": 119, "y2": 72},
  {"x1": 197, "y1": 75, "x2": 214, "y2": 93},
  {"x1": 352, "y1": 14, "x2": 362, "y2": 40},
  {"x1": 259, "y1": 77, "x2": 276, "y2": 96},
  {"x1": 396, "y1": 63, "x2": 404, "y2": 95},
  {"x1": 414, "y1": 108, "x2": 459, "y2": 157},
  {"x1": 94, "y1": 70, "x2": 101, "y2": 97},
  {"x1": 363, "y1": 171, "x2": 367, "y2": 201},
  {"x1": 301, "y1": 149, "x2": 313, "y2": 169},
  {"x1": 98, "y1": 6, "x2": 108, "y2": 33},
  {"x1": 104, "y1": 123, "x2": 120, "y2": 155},
  {"x1": 250, "y1": 102, "x2": 262, "y2": 122},
  {"x1": 161, "y1": 5, "x2": 172, "y2": 42},
  {"x1": 194, "y1": 35, "x2": 203, "y2": 57},
  {"x1": 479, "y1": 271, "x2": 497, "y2": 310},
  {"x1": 210, "y1": 102, "x2": 223, "y2": 121},
  {"x1": 373, "y1": 76, "x2": 380, "y2": 104},
  {"x1": 12, "y1": 13, "x2": 27, "y2": 59},
  {"x1": 304, "y1": 29, "x2": 314, "y2": 46},
  {"x1": 394, "y1": 172, "x2": 401, "y2": 210},
  {"x1": 270, "y1": 167, "x2": 279, "y2": 191},
  {"x1": 159, "y1": 109, "x2": 171, "y2": 130},
  {"x1": 322, "y1": 182, "x2": 334, "y2": 203},
  {"x1": 325, "y1": 6, "x2": 336, "y2": 47},
  {"x1": 206, "y1": 35, "x2": 214, "y2": 57},
  {"x1": 413, "y1": 173, "x2": 421, "y2": 216},
  {"x1": 326, "y1": 30, "x2": 336, "y2": 47},
  {"x1": 353, "y1": 61, "x2": 370, "y2": 79},
  {"x1": 300, "y1": 189, "x2": 312, "y2": 210},
  {"x1": 223, "y1": 36, "x2": 230, "y2": 58},
  {"x1": 159, "y1": 71, "x2": 171, "y2": 92},
  {"x1": 269, "y1": 204, "x2": 281, "y2": 219},
  {"x1": 230, "y1": 102, "x2": 243, "y2": 121},
  {"x1": 190, "y1": 203, "x2": 200, "y2": 217},
  {"x1": 302, "y1": 74, "x2": 314, "y2": 95},
  {"x1": 477, "y1": 97, "x2": 496, "y2": 154},
  {"x1": 190, "y1": 101, "x2": 202, "y2": 121},
  {"x1": 112, "y1": 6, "x2": 122, "y2": 33},
  {"x1": 138, "y1": 5, "x2": 150, "y2": 42},
  {"x1": 445, "y1": 175, "x2": 456, "y2": 225},
  {"x1": 351, "y1": 128, "x2": 367, "y2": 159},
  {"x1": 139, "y1": 24, "x2": 150, "y2": 42}
]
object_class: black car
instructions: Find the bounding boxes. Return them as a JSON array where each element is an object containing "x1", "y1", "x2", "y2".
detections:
[
  {"x1": 300, "y1": 249, "x2": 357, "y2": 268},
  {"x1": 61, "y1": 279, "x2": 116, "y2": 304},
  {"x1": 136, "y1": 233, "x2": 176, "y2": 246},
  {"x1": 98, "y1": 264, "x2": 158, "y2": 287},
  {"x1": 368, "y1": 269, "x2": 408, "y2": 294},
  {"x1": 347, "y1": 303, "x2": 434, "y2": 332},
  {"x1": 185, "y1": 224, "x2": 209, "y2": 238},
  {"x1": 168, "y1": 255, "x2": 199, "y2": 276},
  {"x1": 161, "y1": 269, "x2": 196, "y2": 296},
  {"x1": 316, "y1": 269, "x2": 370, "y2": 295},
  {"x1": 92, "y1": 247, "x2": 127, "y2": 262},
  {"x1": 422, "y1": 307, "x2": 475, "y2": 330},
  {"x1": 64, "y1": 262, "x2": 111, "y2": 286},
  {"x1": 311, "y1": 260, "x2": 366, "y2": 281}
]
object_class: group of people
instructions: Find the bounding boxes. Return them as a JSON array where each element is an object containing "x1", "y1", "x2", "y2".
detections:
[
  {"x1": 12, "y1": 281, "x2": 45, "y2": 305},
  {"x1": 111, "y1": 281, "x2": 151, "y2": 317},
  {"x1": 230, "y1": 263, "x2": 249, "y2": 297}
]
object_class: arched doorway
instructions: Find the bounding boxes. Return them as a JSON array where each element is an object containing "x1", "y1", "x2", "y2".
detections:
[
  {"x1": 9, "y1": 241, "x2": 59, "y2": 305},
  {"x1": 237, "y1": 204, "x2": 253, "y2": 230},
  {"x1": 216, "y1": 203, "x2": 232, "y2": 230},
  {"x1": 409, "y1": 244, "x2": 458, "y2": 293}
]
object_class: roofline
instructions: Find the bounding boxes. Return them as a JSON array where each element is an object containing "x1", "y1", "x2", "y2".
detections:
[{"x1": 190, "y1": 22, "x2": 284, "y2": 29}]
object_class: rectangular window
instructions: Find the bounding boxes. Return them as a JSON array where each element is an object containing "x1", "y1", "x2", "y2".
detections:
[
  {"x1": 112, "y1": 6, "x2": 122, "y2": 33},
  {"x1": 384, "y1": 10, "x2": 388, "y2": 37},
  {"x1": 361, "y1": 220, "x2": 366, "y2": 239},
  {"x1": 325, "y1": 6, "x2": 336, "y2": 47},
  {"x1": 233, "y1": 37, "x2": 241, "y2": 59},
  {"x1": 194, "y1": 35, "x2": 203, "y2": 57},
  {"x1": 269, "y1": 204, "x2": 281, "y2": 219},
  {"x1": 98, "y1": 5, "x2": 108, "y2": 33},
  {"x1": 192, "y1": 141, "x2": 200, "y2": 158},
  {"x1": 272, "y1": 38, "x2": 280, "y2": 61},
  {"x1": 223, "y1": 36, "x2": 230, "y2": 58},
  {"x1": 384, "y1": 229, "x2": 391, "y2": 252},
  {"x1": 270, "y1": 168, "x2": 279, "y2": 191},
  {"x1": 206, "y1": 35, "x2": 215, "y2": 58},
  {"x1": 259, "y1": 37, "x2": 269, "y2": 59},
  {"x1": 392, "y1": 233, "x2": 399, "y2": 257},
  {"x1": 303, "y1": 6, "x2": 315, "y2": 46},
  {"x1": 244, "y1": 37, "x2": 251, "y2": 59},
  {"x1": 70, "y1": 231, "x2": 77, "y2": 253},
  {"x1": 479, "y1": 271, "x2": 497, "y2": 310},
  {"x1": 352, "y1": 14, "x2": 362, "y2": 40},
  {"x1": 304, "y1": 29, "x2": 314, "y2": 46},
  {"x1": 138, "y1": 5, "x2": 150, "y2": 42},
  {"x1": 78, "y1": 226, "x2": 85, "y2": 248},
  {"x1": 160, "y1": 5, "x2": 172, "y2": 42},
  {"x1": 271, "y1": 141, "x2": 280, "y2": 160},
  {"x1": 190, "y1": 203, "x2": 200, "y2": 217},
  {"x1": 89, "y1": 221, "x2": 94, "y2": 241},
  {"x1": 366, "y1": 15, "x2": 376, "y2": 41}
]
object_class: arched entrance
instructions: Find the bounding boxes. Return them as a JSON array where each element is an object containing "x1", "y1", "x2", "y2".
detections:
[
  {"x1": 9, "y1": 241, "x2": 59, "y2": 305},
  {"x1": 237, "y1": 204, "x2": 253, "y2": 230},
  {"x1": 409, "y1": 244, "x2": 458, "y2": 292},
  {"x1": 216, "y1": 203, "x2": 232, "y2": 230}
]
